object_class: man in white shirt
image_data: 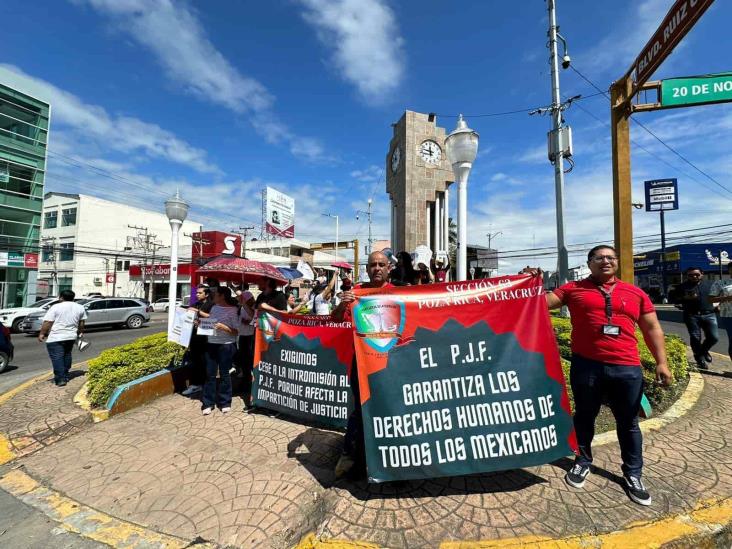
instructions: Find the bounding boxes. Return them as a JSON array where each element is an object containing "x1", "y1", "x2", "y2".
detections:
[{"x1": 38, "y1": 290, "x2": 87, "y2": 387}]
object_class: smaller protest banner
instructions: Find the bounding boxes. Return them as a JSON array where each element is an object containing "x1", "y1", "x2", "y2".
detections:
[
  {"x1": 197, "y1": 317, "x2": 215, "y2": 336},
  {"x1": 252, "y1": 312, "x2": 354, "y2": 428},
  {"x1": 168, "y1": 307, "x2": 196, "y2": 347}
]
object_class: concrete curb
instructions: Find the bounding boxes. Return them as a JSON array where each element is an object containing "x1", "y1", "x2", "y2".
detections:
[
  {"x1": 102, "y1": 363, "x2": 189, "y2": 418},
  {"x1": 297, "y1": 498, "x2": 732, "y2": 548},
  {"x1": 0, "y1": 468, "x2": 214, "y2": 549}
]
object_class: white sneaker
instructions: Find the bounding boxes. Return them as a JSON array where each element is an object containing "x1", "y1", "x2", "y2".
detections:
[
  {"x1": 202, "y1": 407, "x2": 213, "y2": 416},
  {"x1": 182, "y1": 385, "x2": 202, "y2": 396},
  {"x1": 221, "y1": 406, "x2": 231, "y2": 414},
  {"x1": 229, "y1": 367, "x2": 237, "y2": 375}
]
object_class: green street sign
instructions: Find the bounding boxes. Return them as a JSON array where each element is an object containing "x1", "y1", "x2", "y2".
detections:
[{"x1": 661, "y1": 73, "x2": 732, "y2": 107}]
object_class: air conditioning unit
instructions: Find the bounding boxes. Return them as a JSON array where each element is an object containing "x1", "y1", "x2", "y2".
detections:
[{"x1": 93, "y1": 277, "x2": 103, "y2": 286}]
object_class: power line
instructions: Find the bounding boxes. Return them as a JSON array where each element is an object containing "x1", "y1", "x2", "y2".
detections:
[
  {"x1": 434, "y1": 91, "x2": 606, "y2": 118},
  {"x1": 569, "y1": 65, "x2": 732, "y2": 197}
]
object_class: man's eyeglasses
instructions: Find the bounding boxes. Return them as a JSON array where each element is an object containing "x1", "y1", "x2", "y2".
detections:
[{"x1": 590, "y1": 255, "x2": 618, "y2": 263}]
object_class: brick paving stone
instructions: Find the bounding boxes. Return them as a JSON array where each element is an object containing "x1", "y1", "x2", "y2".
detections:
[
  {"x1": 6, "y1": 355, "x2": 730, "y2": 548},
  {"x1": 0, "y1": 368, "x2": 91, "y2": 457}
]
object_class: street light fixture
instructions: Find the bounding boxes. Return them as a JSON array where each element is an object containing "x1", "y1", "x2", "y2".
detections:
[
  {"x1": 165, "y1": 190, "x2": 189, "y2": 333},
  {"x1": 322, "y1": 213, "x2": 339, "y2": 260},
  {"x1": 445, "y1": 114, "x2": 479, "y2": 281}
]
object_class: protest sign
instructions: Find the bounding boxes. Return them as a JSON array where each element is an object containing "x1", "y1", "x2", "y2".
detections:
[
  {"x1": 253, "y1": 312, "x2": 354, "y2": 428},
  {"x1": 352, "y1": 275, "x2": 576, "y2": 482},
  {"x1": 168, "y1": 307, "x2": 196, "y2": 347},
  {"x1": 196, "y1": 317, "x2": 215, "y2": 336}
]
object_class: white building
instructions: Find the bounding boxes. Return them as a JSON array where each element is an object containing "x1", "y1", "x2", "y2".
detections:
[{"x1": 40, "y1": 193, "x2": 201, "y2": 298}]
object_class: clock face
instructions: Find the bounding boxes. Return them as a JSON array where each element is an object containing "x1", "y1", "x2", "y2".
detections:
[
  {"x1": 391, "y1": 147, "x2": 401, "y2": 173},
  {"x1": 419, "y1": 140, "x2": 442, "y2": 165}
]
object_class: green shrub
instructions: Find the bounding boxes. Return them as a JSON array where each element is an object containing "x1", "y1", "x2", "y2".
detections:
[
  {"x1": 86, "y1": 332, "x2": 183, "y2": 407},
  {"x1": 550, "y1": 316, "x2": 688, "y2": 410}
]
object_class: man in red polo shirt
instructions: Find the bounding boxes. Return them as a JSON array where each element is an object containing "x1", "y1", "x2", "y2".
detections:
[
  {"x1": 546, "y1": 245, "x2": 672, "y2": 506},
  {"x1": 332, "y1": 250, "x2": 392, "y2": 478}
]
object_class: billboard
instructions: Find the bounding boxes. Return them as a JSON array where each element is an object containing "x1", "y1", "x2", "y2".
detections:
[{"x1": 265, "y1": 186, "x2": 295, "y2": 238}]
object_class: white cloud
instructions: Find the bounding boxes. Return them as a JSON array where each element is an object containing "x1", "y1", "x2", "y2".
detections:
[
  {"x1": 0, "y1": 64, "x2": 221, "y2": 175},
  {"x1": 298, "y1": 0, "x2": 405, "y2": 103},
  {"x1": 517, "y1": 143, "x2": 546, "y2": 164},
  {"x1": 76, "y1": 0, "x2": 330, "y2": 163}
]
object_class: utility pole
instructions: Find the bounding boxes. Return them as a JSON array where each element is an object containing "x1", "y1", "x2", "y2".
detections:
[
  {"x1": 547, "y1": 0, "x2": 570, "y2": 289},
  {"x1": 128, "y1": 225, "x2": 159, "y2": 301},
  {"x1": 232, "y1": 226, "x2": 255, "y2": 258},
  {"x1": 659, "y1": 210, "x2": 667, "y2": 302},
  {"x1": 112, "y1": 253, "x2": 118, "y2": 297}
]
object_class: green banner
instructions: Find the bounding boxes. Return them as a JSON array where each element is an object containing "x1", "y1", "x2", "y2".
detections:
[
  {"x1": 661, "y1": 73, "x2": 732, "y2": 107},
  {"x1": 353, "y1": 276, "x2": 576, "y2": 483}
]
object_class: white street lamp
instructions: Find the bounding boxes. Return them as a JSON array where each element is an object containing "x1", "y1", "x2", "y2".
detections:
[
  {"x1": 165, "y1": 190, "x2": 189, "y2": 333},
  {"x1": 445, "y1": 114, "x2": 479, "y2": 281}
]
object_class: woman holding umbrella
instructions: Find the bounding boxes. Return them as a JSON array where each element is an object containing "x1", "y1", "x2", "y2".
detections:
[{"x1": 201, "y1": 286, "x2": 240, "y2": 415}]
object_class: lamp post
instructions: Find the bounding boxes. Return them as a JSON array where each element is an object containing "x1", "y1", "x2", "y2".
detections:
[
  {"x1": 445, "y1": 115, "x2": 479, "y2": 281},
  {"x1": 165, "y1": 190, "x2": 189, "y2": 333},
  {"x1": 322, "y1": 213, "x2": 339, "y2": 260},
  {"x1": 356, "y1": 198, "x2": 373, "y2": 255}
]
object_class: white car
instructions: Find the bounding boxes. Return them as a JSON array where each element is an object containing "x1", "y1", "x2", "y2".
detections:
[
  {"x1": 0, "y1": 297, "x2": 58, "y2": 332},
  {"x1": 151, "y1": 298, "x2": 182, "y2": 312}
]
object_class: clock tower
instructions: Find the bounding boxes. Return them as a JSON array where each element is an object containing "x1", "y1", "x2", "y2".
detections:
[{"x1": 386, "y1": 111, "x2": 453, "y2": 255}]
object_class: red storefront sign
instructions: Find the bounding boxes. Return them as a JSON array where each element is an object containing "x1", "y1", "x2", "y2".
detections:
[
  {"x1": 24, "y1": 253, "x2": 39, "y2": 268},
  {"x1": 129, "y1": 263, "x2": 195, "y2": 278},
  {"x1": 192, "y1": 231, "x2": 242, "y2": 258},
  {"x1": 106, "y1": 273, "x2": 115, "y2": 284}
]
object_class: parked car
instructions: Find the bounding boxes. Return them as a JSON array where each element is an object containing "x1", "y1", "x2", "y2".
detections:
[
  {"x1": 0, "y1": 297, "x2": 58, "y2": 333},
  {"x1": 152, "y1": 298, "x2": 182, "y2": 312},
  {"x1": 20, "y1": 298, "x2": 100, "y2": 334},
  {"x1": 21, "y1": 298, "x2": 150, "y2": 333}
]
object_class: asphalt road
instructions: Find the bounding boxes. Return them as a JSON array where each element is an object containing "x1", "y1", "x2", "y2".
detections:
[{"x1": 0, "y1": 312, "x2": 168, "y2": 394}]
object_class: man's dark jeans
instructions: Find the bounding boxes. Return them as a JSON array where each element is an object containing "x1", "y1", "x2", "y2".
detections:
[
  {"x1": 570, "y1": 354, "x2": 644, "y2": 477},
  {"x1": 236, "y1": 334, "x2": 255, "y2": 399},
  {"x1": 203, "y1": 342, "x2": 235, "y2": 409},
  {"x1": 684, "y1": 312, "x2": 719, "y2": 360},
  {"x1": 47, "y1": 340, "x2": 75, "y2": 384}
]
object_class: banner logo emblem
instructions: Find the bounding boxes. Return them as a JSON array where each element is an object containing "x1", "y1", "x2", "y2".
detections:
[
  {"x1": 353, "y1": 297, "x2": 405, "y2": 352},
  {"x1": 258, "y1": 313, "x2": 281, "y2": 342}
]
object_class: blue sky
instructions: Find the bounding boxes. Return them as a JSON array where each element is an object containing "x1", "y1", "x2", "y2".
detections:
[{"x1": 2, "y1": 0, "x2": 731, "y2": 273}]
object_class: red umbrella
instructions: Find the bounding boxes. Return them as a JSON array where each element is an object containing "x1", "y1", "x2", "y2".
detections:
[
  {"x1": 197, "y1": 256, "x2": 288, "y2": 285},
  {"x1": 331, "y1": 261, "x2": 352, "y2": 270}
]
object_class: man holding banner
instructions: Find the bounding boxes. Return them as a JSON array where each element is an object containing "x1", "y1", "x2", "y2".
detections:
[
  {"x1": 544, "y1": 245, "x2": 672, "y2": 506},
  {"x1": 332, "y1": 250, "x2": 392, "y2": 478}
]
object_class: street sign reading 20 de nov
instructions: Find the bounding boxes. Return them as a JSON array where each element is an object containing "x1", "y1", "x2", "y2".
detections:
[{"x1": 662, "y1": 73, "x2": 732, "y2": 108}]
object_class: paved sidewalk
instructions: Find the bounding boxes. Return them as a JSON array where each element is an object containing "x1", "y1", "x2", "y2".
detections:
[{"x1": 0, "y1": 356, "x2": 730, "y2": 547}]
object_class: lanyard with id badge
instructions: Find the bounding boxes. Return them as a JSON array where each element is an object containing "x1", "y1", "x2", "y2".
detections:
[{"x1": 596, "y1": 281, "x2": 620, "y2": 336}]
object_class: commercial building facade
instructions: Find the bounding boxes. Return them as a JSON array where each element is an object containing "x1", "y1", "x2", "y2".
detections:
[
  {"x1": 634, "y1": 242, "x2": 732, "y2": 301},
  {"x1": 0, "y1": 82, "x2": 49, "y2": 306},
  {"x1": 40, "y1": 193, "x2": 201, "y2": 299}
]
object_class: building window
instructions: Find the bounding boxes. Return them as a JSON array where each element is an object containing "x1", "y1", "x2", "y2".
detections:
[
  {"x1": 59, "y1": 242, "x2": 74, "y2": 261},
  {"x1": 61, "y1": 208, "x2": 77, "y2": 226},
  {"x1": 44, "y1": 210, "x2": 57, "y2": 229},
  {"x1": 115, "y1": 260, "x2": 130, "y2": 271},
  {"x1": 58, "y1": 277, "x2": 73, "y2": 293},
  {"x1": 41, "y1": 243, "x2": 54, "y2": 262}
]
